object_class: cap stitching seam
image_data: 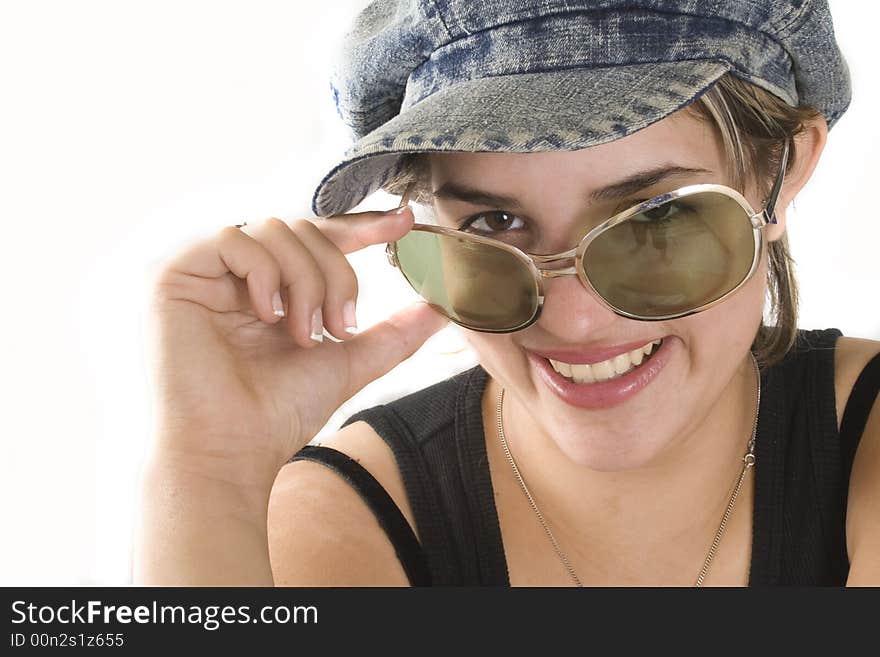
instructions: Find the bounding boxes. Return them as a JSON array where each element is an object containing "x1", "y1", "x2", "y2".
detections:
[
  {"x1": 426, "y1": 0, "x2": 453, "y2": 40},
  {"x1": 772, "y1": 0, "x2": 815, "y2": 36},
  {"x1": 432, "y1": 5, "x2": 778, "y2": 39},
  {"x1": 342, "y1": 96, "x2": 400, "y2": 117},
  {"x1": 405, "y1": 51, "x2": 773, "y2": 110},
  {"x1": 406, "y1": 10, "x2": 791, "y2": 104}
]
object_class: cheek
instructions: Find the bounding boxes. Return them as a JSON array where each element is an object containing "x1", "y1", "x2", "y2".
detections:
[
  {"x1": 684, "y1": 249, "x2": 768, "y2": 357},
  {"x1": 465, "y1": 333, "x2": 515, "y2": 361},
  {"x1": 462, "y1": 333, "x2": 530, "y2": 386}
]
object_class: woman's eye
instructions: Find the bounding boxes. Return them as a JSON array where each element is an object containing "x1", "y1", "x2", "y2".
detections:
[
  {"x1": 458, "y1": 211, "x2": 526, "y2": 234},
  {"x1": 631, "y1": 201, "x2": 684, "y2": 223}
]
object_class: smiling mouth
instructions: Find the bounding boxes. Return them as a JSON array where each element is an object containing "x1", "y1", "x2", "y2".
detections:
[{"x1": 546, "y1": 339, "x2": 663, "y2": 383}]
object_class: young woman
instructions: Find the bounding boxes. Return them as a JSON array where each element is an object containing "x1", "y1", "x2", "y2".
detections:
[{"x1": 135, "y1": 0, "x2": 880, "y2": 586}]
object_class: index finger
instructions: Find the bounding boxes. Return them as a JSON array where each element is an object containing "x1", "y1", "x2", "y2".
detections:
[{"x1": 311, "y1": 205, "x2": 414, "y2": 255}]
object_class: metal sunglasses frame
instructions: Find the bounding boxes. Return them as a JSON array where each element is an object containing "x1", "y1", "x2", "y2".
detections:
[{"x1": 385, "y1": 140, "x2": 790, "y2": 333}]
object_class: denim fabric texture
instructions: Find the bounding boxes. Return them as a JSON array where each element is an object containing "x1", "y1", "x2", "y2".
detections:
[{"x1": 311, "y1": 0, "x2": 851, "y2": 217}]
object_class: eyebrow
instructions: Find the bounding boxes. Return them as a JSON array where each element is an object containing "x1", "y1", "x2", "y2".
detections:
[{"x1": 432, "y1": 165, "x2": 713, "y2": 208}]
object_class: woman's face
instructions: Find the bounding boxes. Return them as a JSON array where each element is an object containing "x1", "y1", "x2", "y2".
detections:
[{"x1": 425, "y1": 108, "x2": 781, "y2": 472}]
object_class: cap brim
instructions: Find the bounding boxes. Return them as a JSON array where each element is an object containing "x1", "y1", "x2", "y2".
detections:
[{"x1": 312, "y1": 59, "x2": 731, "y2": 217}]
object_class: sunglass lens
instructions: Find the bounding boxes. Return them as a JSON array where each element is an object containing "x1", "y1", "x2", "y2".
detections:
[
  {"x1": 583, "y1": 191, "x2": 756, "y2": 317},
  {"x1": 394, "y1": 229, "x2": 539, "y2": 330}
]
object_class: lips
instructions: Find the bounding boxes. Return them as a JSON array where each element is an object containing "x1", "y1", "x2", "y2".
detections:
[
  {"x1": 548, "y1": 339, "x2": 662, "y2": 383},
  {"x1": 526, "y1": 337, "x2": 674, "y2": 410},
  {"x1": 527, "y1": 337, "x2": 667, "y2": 364}
]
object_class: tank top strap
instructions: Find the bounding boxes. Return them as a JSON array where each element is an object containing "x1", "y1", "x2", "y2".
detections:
[
  {"x1": 289, "y1": 445, "x2": 432, "y2": 586},
  {"x1": 339, "y1": 400, "x2": 463, "y2": 584},
  {"x1": 339, "y1": 364, "x2": 502, "y2": 585},
  {"x1": 452, "y1": 365, "x2": 510, "y2": 585},
  {"x1": 839, "y1": 350, "x2": 880, "y2": 476}
]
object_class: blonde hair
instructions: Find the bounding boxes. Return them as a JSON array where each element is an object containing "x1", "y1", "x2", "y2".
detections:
[
  {"x1": 382, "y1": 72, "x2": 825, "y2": 369},
  {"x1": 686, "y1": 73, "x2": 823, "y2": 369}
]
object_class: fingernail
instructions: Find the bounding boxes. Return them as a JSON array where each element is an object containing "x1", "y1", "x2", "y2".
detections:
[
  {"x1": 343, "y1": 300, "x2": 358, "y2": 334},
  {"x1": 384, "y1": 205, "x2": 410, "y2": 215},
  {"x1": 310, "y1": 308, "x2": 324, "y2": 343},
  {"x1": 272, "y1": 290, "x2": 285, "y2": 317}
]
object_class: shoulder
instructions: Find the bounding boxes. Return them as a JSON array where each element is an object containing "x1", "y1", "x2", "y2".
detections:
[
  {"x1": 832, "y1": 334, "x2": 880, "y2": 430},
  {"x1": 266, "y1": 365, "x2": 484, "y2": 586},
  {"x1": 833, "y1": 335, "x2": 880, "y2": 585},
  {"x1": 267, "y1": 419, "x2": 417, "y2": 587}
]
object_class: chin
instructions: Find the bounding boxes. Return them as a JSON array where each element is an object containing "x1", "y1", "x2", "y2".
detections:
[{"x1": 552, "y1": 427, "x2": 667, "y2": 472}]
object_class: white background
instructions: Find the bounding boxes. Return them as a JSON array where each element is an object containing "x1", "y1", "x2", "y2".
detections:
[{"x1": 0, "y1": 1, "x2": 876, "y2": 585}]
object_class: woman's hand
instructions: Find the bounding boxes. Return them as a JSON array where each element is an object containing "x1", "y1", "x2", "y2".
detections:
[
  {"x1": 146, "y1": 205, "x2": 448, "y2": 486},
  {"x1": 136, "y1": 206, "x2": 448, "y2": 585}
]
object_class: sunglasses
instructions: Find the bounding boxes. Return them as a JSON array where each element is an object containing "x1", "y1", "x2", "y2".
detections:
[{"x1": 386, "y1": 141, "x2": 789, "y2": 333}]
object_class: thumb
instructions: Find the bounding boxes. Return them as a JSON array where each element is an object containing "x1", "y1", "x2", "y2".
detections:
[{"x1": 340, "y1": 302, "x2": 451, "y2": 398}]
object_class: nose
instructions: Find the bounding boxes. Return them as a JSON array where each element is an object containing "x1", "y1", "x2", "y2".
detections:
[{"x1": 533, "y1": 271, "x2": 619, "y2": 338}]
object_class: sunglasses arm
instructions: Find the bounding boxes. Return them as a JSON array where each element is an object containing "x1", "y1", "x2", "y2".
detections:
[{"x1": 755, "y1": 139, "x2": 790, "y2": 227}]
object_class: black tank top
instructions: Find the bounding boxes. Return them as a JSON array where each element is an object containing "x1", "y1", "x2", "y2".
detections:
[{"x1": 289, "y1": 328, "x2": 880, "y2": 586}]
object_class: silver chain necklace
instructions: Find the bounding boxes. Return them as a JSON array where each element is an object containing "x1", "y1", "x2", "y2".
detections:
[{"x1": 496, "y1": 353, "x2": 760, "y2": 587}]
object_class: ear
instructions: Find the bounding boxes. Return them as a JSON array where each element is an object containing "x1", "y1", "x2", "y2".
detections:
[{"x1": 766, "y1": 115, "x2": 828, "y2": 242}]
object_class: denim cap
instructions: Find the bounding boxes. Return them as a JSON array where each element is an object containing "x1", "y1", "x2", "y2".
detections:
[{"x1": 311, "y1": 0, "x2": 851, "y2": 217}]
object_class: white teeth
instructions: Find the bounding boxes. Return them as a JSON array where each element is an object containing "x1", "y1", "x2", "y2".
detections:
[
  {"x1": 548, "y1": 339, "x2": 662, "y2": 383},
  {"x1": 629, "y1": 347, "x2": 645, "y2": 366},
  {"x1": 590, "y1": 359, "x2": 616, "y2": 381},
  {"x1": 612, "y1": 352, "x2": 631, "y2": 374},
  {"x1": 570, "y1": 363, "x2": 595, "y2": 384}
]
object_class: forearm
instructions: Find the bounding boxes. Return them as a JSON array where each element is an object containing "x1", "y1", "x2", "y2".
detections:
[{"x1": 133, "y1": 453, "x2": 278, "y2": 586}]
